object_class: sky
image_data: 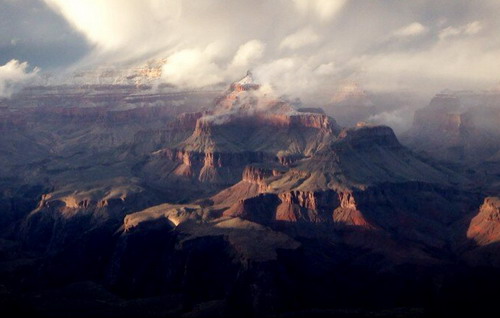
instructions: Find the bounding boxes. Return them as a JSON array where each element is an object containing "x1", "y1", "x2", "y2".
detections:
[{"x1": 1, "y1": 0, "x2": 500, "y2": 99}]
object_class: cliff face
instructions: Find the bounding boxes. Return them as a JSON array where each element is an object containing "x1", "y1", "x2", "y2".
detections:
[
  {"x1": 460, "y1": 197, "x2": 500, "y2": 267},
  {"x1": 467, "y1": 197, "x2": 500, "y2": 246},
  {"x1": 221, "y1": 190, "x2": 343, "y2": 224},
  {"x1": 162, "y1": 148, "x2": 271, "y2": 184}
]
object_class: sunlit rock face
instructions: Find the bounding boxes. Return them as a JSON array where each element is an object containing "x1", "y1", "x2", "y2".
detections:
[
  {"x1": 467, "y1": 197, "x2": 500, "y2": 246},
  {"x1": 461, "y1": 197, "x2": 500, "y2": 267}
]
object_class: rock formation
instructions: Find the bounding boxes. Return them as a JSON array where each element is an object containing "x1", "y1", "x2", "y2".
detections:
[{"x1": 0, "y1": 75, "x2": 500, "y2": 317}]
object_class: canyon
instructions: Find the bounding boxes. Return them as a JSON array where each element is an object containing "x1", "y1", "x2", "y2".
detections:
[{"x1": 0, "y1": 74, "x2": 499, "y2": 317}]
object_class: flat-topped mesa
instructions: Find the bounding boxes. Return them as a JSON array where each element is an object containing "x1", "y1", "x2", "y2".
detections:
[
  {"x1": 195, "y1": 110, "x2": 337, "y2": 131},
  {"x1": 410, "y1": 91, "x2": 483, "y2": 136},
  {"x1": 254, "y1": 112, "x2": 339, "y2": 131},
  {"x1": 412, "y1": 105, "x2": 475, "y2": 135},
  {"x1": 408, "y1": 92, "x2": 462, "y2": 132},
  {"x1": 337, "y1": 123, "x2": 401, "y2": 149},
  {"x1": 403, "y1": 90, "x2": 500, "y2": 163},
  {"x1": 189, "y1": 111, "x2": 339, "y2": 148},
  {"x1": 428, "y1": 93, "x2": 461, "y2": 111}
]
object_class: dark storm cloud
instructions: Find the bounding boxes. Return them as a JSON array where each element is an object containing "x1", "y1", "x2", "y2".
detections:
[{"x1": 0, "y1": 0, "x2": 90, "y2": 70}]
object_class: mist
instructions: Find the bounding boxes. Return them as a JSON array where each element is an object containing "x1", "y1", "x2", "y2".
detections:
[{"x1": 0, "y1": 59, "x2": 39, "y2": 98}]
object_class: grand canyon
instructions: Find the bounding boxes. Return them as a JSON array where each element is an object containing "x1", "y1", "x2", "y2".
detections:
[{"x1": 1, "y1": 1, "x2": 500, "y2": 317}]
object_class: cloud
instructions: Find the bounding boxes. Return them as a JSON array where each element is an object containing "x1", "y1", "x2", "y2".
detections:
[
  {"x1": 315, "y1": 62, "x2": 336, "y2": 76},
  {"x1": 393, "y1": 22, "x2": 428, "y2": 37},
  {"x1": 161, "y1": 45, "x2": 224, "y2": 88},
  {"x1": 34, "y1": 0, "x2": 500, "y2": 98},
  {"x1": 0, "y1": 59, "x2": 39, "y2": 98},
  {"x1": 464, "y1": 21, "x2": 484, "y2": 35},
  {"x1": 293, "y1": 0, "x2": 347, "y2": 22},
  {"x1": 367, "y1": 107, "x2": 414, "y2": 134},
  {"x1": 231, "y1": 40, "x2": 266, "y2": 68},
  {"x1": 253, "y1": 51, "x2": 340, "y2": 101},
  {"x1": 439, "y1": 21, "x2": 483, "y2": 39},
  {"x1": 43, "y1": 0, "x2": 181, "y2": 54},
  {"x1": 280, "y1": 28, "x2": 321, "y2": 50},
  {"x1": 355, "y1": 37, "x2": 500, "y2": 94}
]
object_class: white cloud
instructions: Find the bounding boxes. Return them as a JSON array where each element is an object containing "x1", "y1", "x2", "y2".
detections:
[
  {"x1": 280, "y1": 28, "x2": 321, "y2": 50},
  {"x1": 293, "y1": 0, "x2": 347, "y2": 22},
  {"x1": 367, "y1": 108, "x2": 413, "y2": 133},
  {"x1": 464, "y1": 21, "x2": 483, "y2": 35},
  {"x1": 40, "y1": 1, "x2": 500, "y2": 97},
  {"x1": 355, "y1": 38, "x2": 500, "y2": 93},
  {"x1": 161, "y1": 46, "x2": 224, "y2": 88},
  {"x1": 0, "y1": 60, "x2": 39, "y2": 98},
  {"x1": 439, "y1": 26, "x2": 461, "y2": 39},
  {"x1": 439, "y1": 21, "x2": 483, "y2": 39},
  {"x1": 231, "y1": 40, "x2": 265, "y2": 68},
  {"x1": 44, "y1": 0, "x2": 180, "y2": 54},
  {"x1": 253, "y1": 52, "x2": 340, "y2": 101},
  {"x1": 315, "y1": 62, "x2": 336, "y2": 76},
  {"x1": 393, "y1": 22, "x2": 428, "y2": 37}
]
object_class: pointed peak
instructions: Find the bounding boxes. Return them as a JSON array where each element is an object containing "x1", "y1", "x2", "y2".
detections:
[
  {"x1": 229, "y1": 71, "x2": 260, "y2": 92},
  {"x1": 237, "y1": 70, "x2": 255, "y2": 85}
]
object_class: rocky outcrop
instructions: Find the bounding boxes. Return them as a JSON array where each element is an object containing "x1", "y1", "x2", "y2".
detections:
[
  {"x1": 467, "y1": 197, "x2": 500, "y2": 246},
  {"x1": 223, "y1": 189, "x2": 370, "y2": 225},
  {"x1": 461, "y1": 197, "x2": 500, "y2": 267}
]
